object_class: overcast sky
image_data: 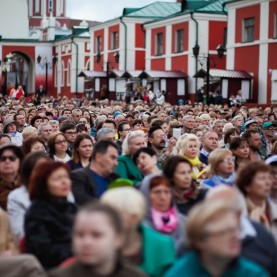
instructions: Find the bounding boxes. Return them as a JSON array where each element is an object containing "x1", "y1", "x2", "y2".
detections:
[{"x1": 67, "y1": 0, "x2": 174, "y2": 22}]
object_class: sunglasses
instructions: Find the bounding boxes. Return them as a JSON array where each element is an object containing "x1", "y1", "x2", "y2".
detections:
[{"x1": 0, "y1": 155, "x2": 18, "y2": 162}]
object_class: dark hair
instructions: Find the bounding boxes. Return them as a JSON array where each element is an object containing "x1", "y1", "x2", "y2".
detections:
[
  {"x1": 224, "y1": 128, "x2": 240, "y2": 144},
  {"x1": 72, "y1": 134, "x2": 93, "y2": 163},
  {"x1": 133, "y1": 147, "x2": 156, "y2": 165},
  {"x1": 60, "y1": 120, "x2": 76, "y2": 133},
  {"x1": 103, "y1": 119, "x2": 116, "y2": 129},
  {"x1": 150, "y1": 119, "x2": 165, "y2": 128},
  {"x1": 61, "y1": 108, "x2": 71, "y2": 115},
  {"x1": 76, "y1": 123, "x2": 88, "y2": 133},
  {"x1": 236, "y1": 161, "x2": 271, "y2": 196},
  {"x1": 20, "y1": 152, "x2": 49, "y2": 187},
  {"x1": 117, "y1": 121, "x2": 129, "y2": 139},
  {"x1": 148, "y1": 126, "x2": 163, "y2": 138},
  {"x1": 131, "y1": 119, "x2": 143, "y2": 128},
  {"x1": 22, "y1": 136, "x2": 46, "y2": 154},
  {"x1": 45, "y1": 111, "x2": 54, "y2": 118},
  {"x1": 47, "y1": 132, "x2": 67, "y2": 156},
  {"x1": 91, "y1": 140, "x2": 118, "y2": 161},
  {"x1": 241, "y1": 130, "x2": 259, "y2": 141},
  {"x1": 76, "y1": 202, "x2": 123, "y2": 235},
  {"x1": 163, "y1": 156, "x2": 192, "y2": 185},
  {"x1": 29, "y1": 160, "x2": 71, "y2": 200},
  {"x1": 229, "y1": 137, "x2": 248, "y2": 151},
  {"x1": 30, "y1": 115, "x2": 43, "y2": 127},
  {"x1": 0, "y1": 144, "x2": 24, "y2": 162},
  {"x1": 0, "y1": 134, "x2": 11, "y2": 142},
  {"x1": 149, "y1": 176, "x2": 171, "y2": 190}
]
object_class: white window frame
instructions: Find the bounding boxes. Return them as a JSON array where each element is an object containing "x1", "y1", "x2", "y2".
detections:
[{"x1": 61, "y1": 61, "x2": 65, "y2": 86}]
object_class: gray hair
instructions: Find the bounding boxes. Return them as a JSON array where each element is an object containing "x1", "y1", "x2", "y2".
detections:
[
  {"x1": 48, "y1": 120, "x2": 59, "y2": 126},
  {"x1": 232, "y1": 115, "x2": 244, "y2": 122},
  {"x1": 37, "y1": 123, "x2": 51, "y2": 134},
  {"x1": 122, "y1": 130, "x2": 145, "y2": 156},
  {"x1": 182, "y1": 115, "x2": 194, "y2": 122},
  {"x1": 211, "y1": 119, "x2": 224, "y2": 129},
  {"x1": 97, "y1": 127, "x2": 115, "y2": 141}
]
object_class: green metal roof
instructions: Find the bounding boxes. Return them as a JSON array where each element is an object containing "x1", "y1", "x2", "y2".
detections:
[
  {"x1": 125, "y1": 1, "x2": 181, "y2": 18},
  {"x1": 186, "y1": 0, "x2": 213, "y2": 11},
  {"x1": 123, "y1": 8, "x2": 141, "y2": 16},
  {"x1": 196, "y1": 0, "x2": 229, "y2": 14}
]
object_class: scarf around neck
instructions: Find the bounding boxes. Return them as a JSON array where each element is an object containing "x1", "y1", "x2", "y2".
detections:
[
  {"x1": 151, "y1": 207, "x2": 178, "y2": 233},
  {"x1": 210, "y1": 172, "x2": 236, "y2": 187}
]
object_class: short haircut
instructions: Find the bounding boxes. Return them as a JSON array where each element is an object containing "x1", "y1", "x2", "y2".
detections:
[
  {"x1": 96, "y1": 128, "x2": 115, "y2": 141},
  {"x1": 117, "y1": 121, "x2": 129, "y2": 139},
  {"x1": 76, "y1": 202, "x2": 123, "y2": 235},
  {"x1": 30, "y1": 115, "x2": 43, "y2": 127},
  {"x1": 103, "y1": 119, "x2": 116, "y2": 129},
  {"x1": 22, "y1": 135, "x2": 46, "y2": 154},
  {"x1": 60, "y1": 120, "x2": 76, "y2": 133},
  {"x1": 37, "y1": 122, "x2": 51, "y2": 134},
  {"x1": 236, "y1": 161, "x2": 271, "y2": 196},
  {"x1": 148, "y1": 126, "x2": 163, "y2": 138},
  {"x1": 133, "y1": 147, "x2": 156, "y2": 165},
  {"x1": 150, "y1": 119, "x2": 165, "y2": 128},
  {"x1": 0, "y1": 134, "x2": 11, "y2": 142},
  {"x1": 229, "y1": 137, "x2": 248, "y2": 151},
  {"x1": 29, "y1": 160, "x2": 71, "y2": 200},
  {"x1": 241, "y1": 130, "x2": 259, "y2": 141},
  {"x1": 91, "y1": 140, "x2": 118, "y2": 161}
]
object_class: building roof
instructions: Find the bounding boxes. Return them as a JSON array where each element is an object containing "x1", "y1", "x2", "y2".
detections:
[
  {"x1": 139, "y1": 70, "x2": 187, "y2": 78},
  {"x1": 123, "y1": 70, "x2": 142, "y2": 78},
  {"x1": 124, "y1": 2, "x2": 181, "y2": 18},
  {"x1": 78, "y1": 70, "x2": 107, "y2": 78},
  {"x1": 196, "y1": 0, "x2": 229, "y2": 14},
  {"x1": 194, "y1": 68, "x2": 253, "y2": 79}
]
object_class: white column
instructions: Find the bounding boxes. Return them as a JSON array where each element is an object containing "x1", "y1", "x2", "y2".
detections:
[
  {"x1": 258, "y1": 1, "x2": 269, "y2": 103},
  {"x1": 104, "y1": 27, "x2": 109, "y2": 71},
  {"x1": 145, "y1": 28, "x2": 151, "y2": 70},
  {"x1": 226, "y1": 8, "x2": 236, "y2": 69},
  {"x1": 57, "y1": 46, "x2": 62, "y2": 95},
  {"x1": 90, "y1": 31, "x2": 94, "y2": 70},
  {"x1": 165, "y1": 24, "x2": 172, "y2": 70},
  {"x1": 126, "y1": 22, "x2": 135, "y2": 70}
]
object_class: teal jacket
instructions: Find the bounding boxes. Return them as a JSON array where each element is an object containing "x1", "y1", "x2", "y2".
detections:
[
  {"x1": 139, "y1": 224, "x2": 176, "y2": 277},
  {"x1": 164, "y1": 251, "x2": 270, "y2": 277},
  {"x1": 115, "y1": 155, "x2": 143, "y2": 185}
]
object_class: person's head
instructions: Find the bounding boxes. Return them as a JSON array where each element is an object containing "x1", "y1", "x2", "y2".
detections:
[
  {"x1": 133, "y1": 147, "x2": 158, "y2": 176},
  {"x1": 3, "y1": 118, "x2": 17, "y2": 133},
  {"x1": 20, "y1": 151, "x2": 49, "y2": 187},
  {"x1": 229, "y1": 137, "x2": 250, "y2": 160},
  {"x1": 73, "y1": 202, "x2": 123, "y2": 267},
  {"x1": 131, "y1": 119, "x2": 143, "y2": 130},
  {"x1": 101, "y1": 187, "x2": 146, "y2": 231},
  {"x1": 232, "y1": 115, "x2": 244, "y2": 128},
  {"x1": 245, "y1": 120, "x2": 258, "y2": 131},
  {"x1": 96, "y1": 128, "x2": 116, "y2": 142},
  {"x1": 75, "y1": 123, "x2": 88, "y2": 134},
  {"x1": 224, "y1": 128, "x2": 240, "y2": 145},
  {"x1": 29, "y1": 160, "x2": 71, "y2": 200},
  {"x1": 242, "y1": 130, "x2": 262, "y2": 151},
  {"x1": 117, "y1": 121, "x2": 131, "y2": 141},
  {"x1": 0, "y1": 134, "x2": 11, "y2": 145},
  {"x1": 48, "y1": 120, "x2": 59, "y2": 133},
  {"x1": 265, "y1": 156, "x2": 277, "y2": 193},
  {"x1": 199, "y1": 114, "x2": 211, "y2": 126},
  {"x1": 237, "y1": 161, "x2": 272, "y2": 201},
  {"x1": 102, "y1": 119, "x2": 116, "y2": 130},
  {"x1": 207, "y1": 148, "x2": 235, "y2": 178},
  {"x1": 14, "y1": 113, "x2": 26, "y2": 127},
  {"x1": 122, "y1": 130, "x2": 146, "y2": 156},
  {"x1": 186, "y1": 201, "x2": 240, "y2": 258},
  {"x1": 30, "y1": 115, "x2": 43, "y2": 128},
  {"x1": 72, "y1": 109, "x2": 82, "y2": 123},
  {"x1": 149, "y1": 176, "x2": 172, "y2": 212},
  {"x1": 182, "y1": 115, "x2": 195, "y2": 131},
  {"x1": 0, "y1": 143, "x2": 23, "y2": 178},
  {"x1": 148, "y1": 126, "x2": 166, "y2": 151},
  {"x1": 201, "y1": 131, "x2": 219, "y2": 153},
  {"x1": 178, "y1": 134, "x2": 201, "y2": 159},
  {"x1": 72, "y1": 134, "x2": 93, "y2": 163},
  {"x1": 22, "y1": 136, "x2": 46, "y2": 154},
  {"x1": 60, "y1": 121, "x2": 77, "y2": 144},
  {"x1": 38, "y1": 123, "x2": 52, "y2": 143},
  {"x1": 91, "y1": 140, "x2": 118, "y2": 177},
  {"x1": 211, "y1": 119, "x2": 224, "y2": 138},
  {"x1": 47, "y1": 132, "x2": 68, "y2": 156},
  {"x1": 163, "y1": 156, "x2": 194, "y2": 190},
  {"x1": 262, "y1": 121, "x2": 275, "y2": 139}
]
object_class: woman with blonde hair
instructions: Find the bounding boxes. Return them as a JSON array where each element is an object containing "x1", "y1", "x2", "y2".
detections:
[
  {"x1": 173, "y1": 134, "x2": 206, "y2": 180},
  {"x1": 115, "y1": 130, "x2": 146, "y2": 185},
  {"x1": 165, "y1": 200, "x2": 269, "y2": 277},
  {"x1": 203, "y1": 148, "x2": 236, "y2": 187},
  {"x1": 101, "y1": 187, "x2": 176, "y2": 277}
]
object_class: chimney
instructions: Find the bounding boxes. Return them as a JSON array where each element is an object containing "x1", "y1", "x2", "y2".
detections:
[{"x1": 177, "y1": 0, "x2": 188, "y2": 12}]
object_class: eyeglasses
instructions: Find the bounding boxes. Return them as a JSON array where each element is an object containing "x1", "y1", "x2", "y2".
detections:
[
  {"x1": 65, "y1": 131, "x2": 77, "y2": 135},
  {"x1": 220, "y1": 156, "x2": 235, "y2": 164},
  {"x1": 122, "y1": 128, "x2": 131, "y2": 131},
  {"x1": 55, "y1": 140, "x2": 67, "y2": 145},
  {"x1": 0, "y1": 155, "x2": 18, "y2": 162}
]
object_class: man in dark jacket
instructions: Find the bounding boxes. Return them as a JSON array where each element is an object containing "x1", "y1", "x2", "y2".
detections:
[{"x1": 71, "y1": 140, "x2": 119, "y2": 206}]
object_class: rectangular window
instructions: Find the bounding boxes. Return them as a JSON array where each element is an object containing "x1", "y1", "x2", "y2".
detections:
[
  {"x1": 96, "y1": 36, "x2": 102, "y2": 53},
  {"x1": 156, "y1": 32, "x2": 163, "y2": 55},
  {"x1": 111, "y1": 32, "x2": 119, "y2": 50},
  {"x1": 243, "y1": 17, "x2": 255, "y2": 42},
  {"x1": 175, "y1": 29, "x2": 184, "y2": 53}
]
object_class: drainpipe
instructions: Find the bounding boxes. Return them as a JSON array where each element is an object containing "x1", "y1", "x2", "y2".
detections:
[
  {"x1": 71, "y1": 37, "x2": 79, "y2": 97},
  {"x1": 222, "y1": 2, "x2": 228, "y2": 15},
  {"x1": 120, "y1": 17, "x2": 127, "y2": 70},
  {"x1": 190, "y1": 12, "x2": 199, "y2": 95}
]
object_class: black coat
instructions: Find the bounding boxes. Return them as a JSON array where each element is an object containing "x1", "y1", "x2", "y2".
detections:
[
  {"x1": 24, "y1": 197, "x2": 77, "y2": 270},
  {"x1": 71, "y1": 167, "x2": 118, "y2": 206}
]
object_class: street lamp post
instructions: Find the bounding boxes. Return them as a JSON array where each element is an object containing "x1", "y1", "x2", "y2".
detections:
[
  {"x1": 192, "y1": 44, "x2": 226, "y2": 104},
  {"x1": 96, "y1": 51, "x2": 120, "y2": 98},
  {"x1": 37, "y1": 55, "x2": 57, "y2": 94}
]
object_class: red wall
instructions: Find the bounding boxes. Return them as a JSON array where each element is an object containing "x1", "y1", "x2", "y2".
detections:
[
  {"x1": 269, "y1": 1, "x2": 277, "y2": 39},
  {"x1": 209, "y1": 21, "x2": 227, "y2": 50},
  {"x1": 171, "y1": 22, "x2": 188, "y2": 53},
  {"x1": 235, "y1": 45, "x2": 259, "y2": 102},
  {"x1": 235, "y1": 4, "x2": 260, "y2": 43},
  {"x1": 151, "y1": 58, "x2": 165, "y2": 70},
  {"x1": 135, "y1": 24, "x2": 145, "y2": 48},
  {"x1": 151, "y1": 27, "x2": 166, "y2": 56},
  {"x1": 171, "y1": 55, "x2": 188, "y2": 71},
  {"x1": 108, "y1": 25, "x2": 120, "y2": 50},
  {"x1": 135, "y1": 51, "x2": 145, "y2": 70},
  {"x1": 267, "y1": 43, "x2": 277, "y2": 103}
]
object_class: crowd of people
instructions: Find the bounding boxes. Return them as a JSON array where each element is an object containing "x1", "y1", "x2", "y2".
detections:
[{"x1": 0, "y1": 92, "x2": 277, "y2": 277}]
